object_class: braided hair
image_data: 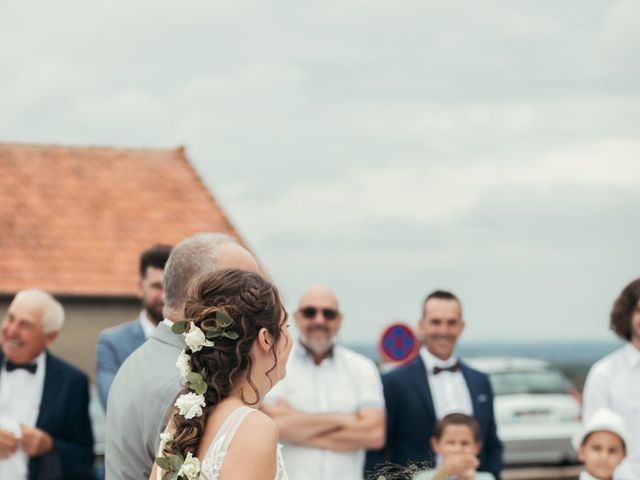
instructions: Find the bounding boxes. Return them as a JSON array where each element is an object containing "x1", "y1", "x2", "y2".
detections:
[{"x1": 161, "y1": 268, "x2": 286, "y2": 470}]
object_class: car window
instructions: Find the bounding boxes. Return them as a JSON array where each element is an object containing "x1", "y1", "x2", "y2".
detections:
[{"x1": 489, "y1": 369, "x2": 571, "y2": 396}]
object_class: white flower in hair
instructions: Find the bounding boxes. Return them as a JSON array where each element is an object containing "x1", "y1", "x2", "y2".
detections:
[
  {"x1": 176, "y1": 350, "x2": 191, "y2": 379},
  {"x1": 178, "y1": 452, "x2": 201, "y2": 480},
  {"x1": 159, "y1": 431, "x2": 173, "y2": 444},
  {"x1": 175, "y1": 392, "x2": 206, "y2": 419},
  {"x1": 184, "y1": 323, "x2": 215, "y2": 352}
]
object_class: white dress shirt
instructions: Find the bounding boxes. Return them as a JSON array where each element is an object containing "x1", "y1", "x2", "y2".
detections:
[
  {"x1": 139, "y1": 310, "x2": 157, "y2": 339},
  {"x1": 0, "y1": 353, "x2": 46, "y2": 480},
  {"x1": 583, "y1": 342, "x2": 640, "y2": 480},
  {"x1": 265, "y1": 342, "x2": 385, "y2": 480},
  {"x1": 420, "y1": 346, "x2": 473, "y2": 419}
]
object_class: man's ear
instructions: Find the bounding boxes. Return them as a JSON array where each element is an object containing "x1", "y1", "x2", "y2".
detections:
[
  {"x1": 44, "y1": 331, "x2": 59, "y2": 348},
  {"x1": 136, "y1": 279, "x2": 144, "y2": 300}
]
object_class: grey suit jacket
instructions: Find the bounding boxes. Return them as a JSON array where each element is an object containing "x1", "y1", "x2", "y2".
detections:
[
  {"x1": 104, "y1": 322, "x2": 185, "y2": 480},
  {"x1": 96, "y1": 317, "x2": 146, "y2": 409}
]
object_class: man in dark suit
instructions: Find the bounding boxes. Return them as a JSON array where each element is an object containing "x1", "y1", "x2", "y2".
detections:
[
  {"x1": 0, "y1": 289, "x2": 93, "y2": 480},
  {"x1": 366, "y1": 290, "x2": 502, "y2": 479},
  {"x1": 95, "y1": 244, "x2": 172, "y2": 409}
]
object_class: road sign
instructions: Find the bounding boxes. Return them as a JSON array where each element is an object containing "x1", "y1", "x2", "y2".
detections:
[{"x1": 378, "y1": 323, "x2": 419, "y2": 364}]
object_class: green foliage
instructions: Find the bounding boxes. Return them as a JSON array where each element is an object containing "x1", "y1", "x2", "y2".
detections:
[
  {"x1": 171, "y1": 321, "x2": 187, "y2": 334},
  {"x1": 186, "y1": 372, "x2": 208, "y2": 395}
]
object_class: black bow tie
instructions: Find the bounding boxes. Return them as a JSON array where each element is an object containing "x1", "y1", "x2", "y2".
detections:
[
  {"x1": 6, "y1": 361, "x2": 37, "y2": 374},
  {"x1": 433, "y1": 362, "x2": 460, "y2": 375}
]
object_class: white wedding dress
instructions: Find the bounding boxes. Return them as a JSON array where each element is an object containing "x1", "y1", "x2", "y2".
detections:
[{"x1": 158, "y1": 406, "x2": 288, "y2": 480}]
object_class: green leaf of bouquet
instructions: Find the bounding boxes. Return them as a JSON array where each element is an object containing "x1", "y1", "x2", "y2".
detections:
[
  {"x1": 171, "y1": 321, "x2": 187, "y2": 334},
  {"x1": 222, "y1": 330, "x2": 239, "y2": 340},
  {"x1": 216, "y1": 311, "x2": 234, "y2": 327},
  {"x1": 169, "y1": 454, "x2": 183, "y2": 472},
  {"x1": 168, "y1": 473, "x2": 179, "y2": 480},
  {"x1": 155, "y1": 457, "x2": 171, "y2": 470}
]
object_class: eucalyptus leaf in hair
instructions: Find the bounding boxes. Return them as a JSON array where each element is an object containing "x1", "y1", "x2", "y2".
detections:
[
  {"x1": 171, "y1": 321, "x2": 187, "y2": 335},
  {"x1": 155, "y1": 457, "x2": 171, "y2": 471},
  {"x1": 201, "y1": 310, "x2": 239, "y2": 341},
  {"x1": 186, "y1": 372, "x2": 208, "y2": 395},
  {"x1": 215, "y1": 310, "x2": 234, "y2": 327},
  {"x1": 222, "y1": 330, "x2": 239, "y2": 340}
]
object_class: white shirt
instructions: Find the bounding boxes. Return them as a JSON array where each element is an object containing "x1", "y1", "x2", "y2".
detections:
[
  {"x1": 265, "y1": 343, "x2": 384, "y2": 480},
  {"x1": 0, "y1": 353, "x2": 46, "y2": 480},
  {"x1": 583, "y1": 343, "x2": 640, "y2": 480},
  {"x1": 420, "y1": 346, "x2": 473, "y2": 419},
  {"x1": 139, "y1": 310, "x2": 156, "y2": 339},
  {"x1": 579, "y1": 472, "x2": 599, "y2": 480}
]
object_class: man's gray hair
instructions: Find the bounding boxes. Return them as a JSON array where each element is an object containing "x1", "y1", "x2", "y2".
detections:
[
  {"x1": 163, "y1": 232, "x2": 237, "y2": 319},
  {"x1": 14, "y1": 289, "x2": 65, "y2": 333}
]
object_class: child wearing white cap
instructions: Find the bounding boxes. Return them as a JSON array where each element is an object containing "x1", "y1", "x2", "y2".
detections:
[{"x1": 573, "y1": 408, "x2": 629, "y2": 480}]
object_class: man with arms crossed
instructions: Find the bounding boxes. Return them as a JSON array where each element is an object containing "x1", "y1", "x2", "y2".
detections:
[
  {"x1": 105, "y1": 233, "x2": 259, "y2": 480},
  {"x1": 263, "y1": 285, "x2": 385, "y2": 480},
  {"x1": 366, "y1": 290, "x2": 502, "y2": 479}
]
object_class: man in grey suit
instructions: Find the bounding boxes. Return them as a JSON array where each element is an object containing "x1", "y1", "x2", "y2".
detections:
[
  {"x1": 104, "y1": 233, "x2": 259, "y2": 480},
  {"x1": 95, "y1": 244, "x2": 172, "y2": 409}
]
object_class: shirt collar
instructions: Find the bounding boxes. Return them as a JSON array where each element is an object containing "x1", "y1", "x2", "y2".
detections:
[
  {"x1": 295, "y1": 339, "x2": 335, "y2": 363},
  {"x1": 420, "y1": 345, "x2": 458, "y2": 371},
  {"x1": 623, "y1": 342, "x2": 640, "y2": 369},
  {"x1": 139, "y1": 310, "x2": 160, "y2": 338},
  {"x1": 2, "y1": 351, "x2": 46, "y2": 373},
  {"x1": 579, "y1": 471, "x2": 600, "y2": 480}
]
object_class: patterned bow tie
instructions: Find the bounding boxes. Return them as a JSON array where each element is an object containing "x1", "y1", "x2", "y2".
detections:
[
  {"x1": 6, "y1": 361, "x2": 37, "y2": 374},
  {"x1": 433, "y1": 362, "x2": 460, "y2": 375}
]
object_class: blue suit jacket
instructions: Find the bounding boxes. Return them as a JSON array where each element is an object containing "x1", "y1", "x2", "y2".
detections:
[
  {"x1": 96, "y1": 318, "x2": 146, "y2": 409},
  {"x1": 0, "y1": 350, "x2": 94, "y2": 480},
  {"x1": 366, "y1": 356, "x2": 503, "y2": 479}
]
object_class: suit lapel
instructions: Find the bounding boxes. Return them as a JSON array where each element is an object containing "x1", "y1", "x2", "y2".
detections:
[
  {"x1": 460, "y1": 362, "x2": 480, "y2": 415},
  {"x1": 408, "y1": 356, "x2": 436, "y2": 417},
  {"x1": 35, "y1": 351, "x2": 55, "y2": 429}
]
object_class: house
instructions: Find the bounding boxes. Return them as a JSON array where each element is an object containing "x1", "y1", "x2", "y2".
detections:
[{"x1": 0, "y1": 142, "x2": 250, "y2": 379}]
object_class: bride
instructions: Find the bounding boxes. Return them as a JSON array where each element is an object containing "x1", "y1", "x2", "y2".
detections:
[{"x1": 149, "y1": 268, "x2": 292, "y2": 480}]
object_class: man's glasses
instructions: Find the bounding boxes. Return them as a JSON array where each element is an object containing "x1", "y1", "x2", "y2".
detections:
[{"x1": 299, "y1": 307, "x2": 340, "y2": 320}]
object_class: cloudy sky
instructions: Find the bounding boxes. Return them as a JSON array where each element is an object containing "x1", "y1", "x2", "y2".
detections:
[{"x1": 2, "y1": 0, "x2": 638, "y2": 344}]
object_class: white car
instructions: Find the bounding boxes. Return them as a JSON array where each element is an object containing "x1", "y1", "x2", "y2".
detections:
[{"x1": 465, "y1": 357, "x2": 581, "y2": 465}]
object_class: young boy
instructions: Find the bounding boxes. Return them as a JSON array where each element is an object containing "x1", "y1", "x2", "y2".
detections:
[
  {"x1": 414, "y1": 413, "x2": 495, "y2": 480},
  {"x1": 573, "y1": 408, "x2": 628, "y2": 480}
]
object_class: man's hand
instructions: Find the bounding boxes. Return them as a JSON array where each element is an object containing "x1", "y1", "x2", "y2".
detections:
[
  {"x1": 439, "y1": 452, "x2": 479, "y2": 480},
  {"x1": 20, "y1": 425, "x2": 54, "y2": 457},
  {"x1": 0, "y1": 429, "x2": 19, "y2": 459}
]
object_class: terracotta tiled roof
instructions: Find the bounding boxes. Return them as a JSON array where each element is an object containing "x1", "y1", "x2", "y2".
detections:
[{"x1": 0, "y1": 143, "x2": 247, "y2": 297}]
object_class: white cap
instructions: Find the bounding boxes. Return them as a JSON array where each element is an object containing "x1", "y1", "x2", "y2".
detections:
[{"x1": 572, "y1": 408, "x2": 629, "y2": 452}]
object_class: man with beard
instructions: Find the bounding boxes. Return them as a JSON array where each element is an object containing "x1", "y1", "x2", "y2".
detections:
[
  {"x1": 366, "y1": 290, "x2": 502, "y2": 479},
  {"x1": 95, "y1": 244, "x2": 172, "y2": 409},
  {"x1": 263, "y1": 285, "x2": 385, "y2": 480},
  {"x1": 583, "y1": 277, "x2": 640, "y2": 479}
]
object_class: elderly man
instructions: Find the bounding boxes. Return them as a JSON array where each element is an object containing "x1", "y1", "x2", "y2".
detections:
[
  {"x1": 263, "y1": 285, "x2": 385, "y2": 480},
  {"x1": 105, "y1": 233, "x2": 259, "y2": 480},
  {"x1": 366, "y1": 290, "x2": 502, "y2": 479},
  {"x1": 583, "y1": 278, "x2": 640, "y2": 479},
  {"x1": 96, "y1": 243, "x2": 172, "y2": 409},
  {"x1": 0, "y1": 289, "x2": 93, "y2": 480}
]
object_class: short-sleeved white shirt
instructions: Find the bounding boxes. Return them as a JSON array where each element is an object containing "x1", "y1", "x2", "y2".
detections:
[{"x1": 265, "y1": 342, "x2": 384, "y2": 480}]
